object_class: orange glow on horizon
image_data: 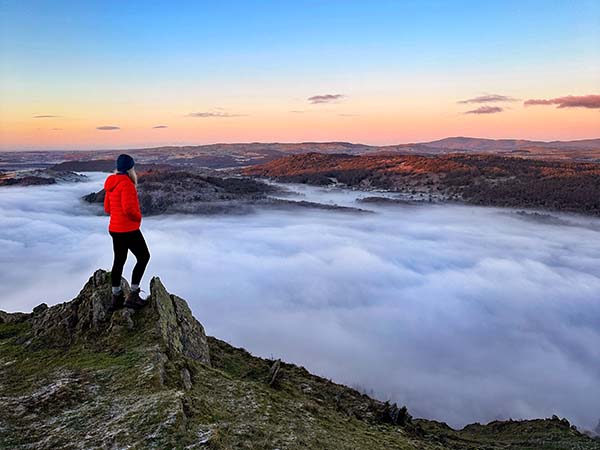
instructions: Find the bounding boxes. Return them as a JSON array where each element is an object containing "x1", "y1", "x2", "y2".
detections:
[{"x1": 1, "y1": 104, "x2": 599, "y2": 151}]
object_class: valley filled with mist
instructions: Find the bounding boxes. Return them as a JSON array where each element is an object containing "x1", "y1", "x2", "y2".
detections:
[{"x1": 1, "y1": 172, "x2": 598, "y2": 433}]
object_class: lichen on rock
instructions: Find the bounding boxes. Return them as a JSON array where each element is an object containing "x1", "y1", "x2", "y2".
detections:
[
  {"x1": 21, "y1": 270, "x2": 211, "y2": 368},
  {"x1": 149, "y1": 276, "x2": 211, "y2": 366}
]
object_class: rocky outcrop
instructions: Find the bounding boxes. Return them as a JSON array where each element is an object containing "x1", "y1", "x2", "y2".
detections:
[
  {"x1": 149, "y1": 275, "x2": 211, "y2": 365},
  {"x1": 21, "y1": 269, "x2": 210, "y2": 366},
  {"x1": 0, "y1": 310, "x2": 29, "y2": 324},
  {"x1": 268, "y1": 358, "x2": 281, "y2": 387},
  {"x1": 28, "y1": 270, "x2": 125, "y2": 347},
  {"x1": 0, "y1": 270, "x2": 213, "y2": 449}
]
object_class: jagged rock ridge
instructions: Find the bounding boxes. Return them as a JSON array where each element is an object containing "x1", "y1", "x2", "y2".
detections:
[{"x1": 25, "y1": 270, "x2": 210, "y2": 367}]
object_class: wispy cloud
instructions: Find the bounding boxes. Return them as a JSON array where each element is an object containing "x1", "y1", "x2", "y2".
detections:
[
  {"x1": 187, "y1": 111, "x2": 246, "y2": 118},
  {"x1": 152, "y1": 125, "x2": 168, "y2": 129},
  {"x1": 308, "y1": 94, "x2": 345, "y2": 104},
  {"x1": 464, "y1": 106, "x2": 504, "y2": 114},
  {"x1": 458, "y1": 94, "x2": 518, "y2": 104},
  {"x1": 338, "y1": 113, "x2": 359, "y2": 117},
  {"x1": 524, "y1": 94, "x2": 600, "y2": 109},
  {"x1": 50, "y1": 128, "x2": 64, "y2": 131},
  {"x1": 289, "y1": 110, "x2": 306, "y2": 114},
  {"x1": 33, "y1": 115, "x2": 60, "y2": 119},
  {"x1": 96, "y1": 125, "x2": 120, "y2": 131}
]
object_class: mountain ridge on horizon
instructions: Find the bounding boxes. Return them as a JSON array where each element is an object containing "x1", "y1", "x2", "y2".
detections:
[
  {"x1": 3, "y1": 136, "x2": 600, "y2": 154},
  {"x1": 3, "y1": 136, "x2": 600, "y2": 172}
]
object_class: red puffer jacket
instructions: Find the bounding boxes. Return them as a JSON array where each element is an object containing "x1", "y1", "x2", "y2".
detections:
[{"x1": 104, "y1": 174, "x2": 142, "y2": 232}]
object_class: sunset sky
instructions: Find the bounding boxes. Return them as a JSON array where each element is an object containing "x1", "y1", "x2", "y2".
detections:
[{"x1": 0, "y1": 0, "x2": 599, "y2": 150}]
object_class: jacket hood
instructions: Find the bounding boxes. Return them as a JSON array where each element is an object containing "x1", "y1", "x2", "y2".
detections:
[{"x1": 104, "y1": 173, "x2": 132, "y2": 192}]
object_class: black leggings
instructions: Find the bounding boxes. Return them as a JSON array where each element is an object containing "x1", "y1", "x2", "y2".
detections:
[{"x1": 110, "y1": 229, "x2": 150, "y2": 288}]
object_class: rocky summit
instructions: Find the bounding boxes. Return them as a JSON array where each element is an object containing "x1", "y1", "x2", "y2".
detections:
[{"x1": 0, "y1": 271, "x2": 598, "y2": 449}]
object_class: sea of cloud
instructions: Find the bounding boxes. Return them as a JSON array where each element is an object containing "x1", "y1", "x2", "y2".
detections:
[{"x1": 0, "y1": 172, "x2": 599, "y2": 431}]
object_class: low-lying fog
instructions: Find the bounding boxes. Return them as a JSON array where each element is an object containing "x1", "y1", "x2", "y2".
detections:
[{"x1": 1, "y1": 172, "x2": 598, "y2": 431}]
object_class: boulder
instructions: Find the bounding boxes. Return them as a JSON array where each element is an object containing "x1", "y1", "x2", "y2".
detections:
[
  {"x1": 0, "y1": 311, "x2": 30, "y2": 324},
  {"x1": 21, "y1": 269, "x2": 210, "y2": 366},
  {"x1": 29, "y1": 270, "x2": 121, "y2": 347},
  {"x1": 149, "y1": 277, "x2": 211, "y2": 365}
]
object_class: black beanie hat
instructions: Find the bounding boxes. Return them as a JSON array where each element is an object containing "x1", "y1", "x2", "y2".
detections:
[{"x1": 116, "y1": 154, "x2": 135, "y2": 173}]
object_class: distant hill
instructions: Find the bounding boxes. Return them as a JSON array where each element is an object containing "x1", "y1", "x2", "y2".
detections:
[
  {"x1": 2, "y1": 137, "x2": 599, "y2": 171},
  {"x1": 421, "y1": 137, "x2": 535, "y2": 151},
  {"x1": 407, "y1": 137, "x2": 600, "y2": 161},
  {"x1": 82, "y1": 170, "x2": 366, "y2": 215},
  {"x1": 420, "y1": 136, "x2": 600, "y2": 151},
  {"x1": 242, "y1": 152, "x2": 600, "y2": 216}
]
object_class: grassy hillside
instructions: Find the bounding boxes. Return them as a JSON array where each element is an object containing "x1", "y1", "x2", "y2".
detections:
[{"x1": 0, "y1": 271, "x2": 597, "y2": 449}]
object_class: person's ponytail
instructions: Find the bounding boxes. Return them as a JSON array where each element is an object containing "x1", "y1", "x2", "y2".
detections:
[{"x1": 127, "y1": 168, "x2": 138, "y2": 186}]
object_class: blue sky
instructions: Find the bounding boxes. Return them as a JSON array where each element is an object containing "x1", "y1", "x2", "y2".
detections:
[{"x1": 1, "y1": 0, "x2": 598, "y2": 149}]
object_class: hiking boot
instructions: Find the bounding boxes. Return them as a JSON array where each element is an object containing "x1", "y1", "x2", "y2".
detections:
[
  {"x1": 108, "y1": 290, "x2": 125, "y2": 313},
  {"x1": 124, "y1": 289, "x2": 147, "y2": 310}
]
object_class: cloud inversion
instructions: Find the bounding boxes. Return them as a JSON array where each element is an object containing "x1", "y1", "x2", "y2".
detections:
[
  {"x1": 308, "y1": 94, "x2": 345, "y2": 104},
  {"x1": 0, "y1": 177, "x2": 599, "y2": 433},
  {"x1": 152, "y1": 125, "x2": 168, "y2": 129},
  {"x1": 458, "y1": 94, "x2": 518, "y2": 104},
  {"x1": 96, "y1": 126, "x2": 120, "y2": 131},
  {"x1": 524, "y1": 94, "x2": 600, "y2": 109},
  {"x1": 464, "y1": 106, "x2": 504, "y2": 114},
  {"x1": 32, "y1": 115, "x2": 60, "y2": 118}
]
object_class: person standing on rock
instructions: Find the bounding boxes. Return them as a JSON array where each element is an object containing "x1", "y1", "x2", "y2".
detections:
[{"x1": 104, "y1": 154, "x2": 150, "y2": 311}]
